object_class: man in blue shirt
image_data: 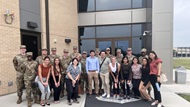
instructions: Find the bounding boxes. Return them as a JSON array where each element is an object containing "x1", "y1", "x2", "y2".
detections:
[{"x1": 86, "y1": 50, "x2": 100, "y2": 96}]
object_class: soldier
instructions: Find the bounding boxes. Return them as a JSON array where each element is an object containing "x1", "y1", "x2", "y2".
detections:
[
  {"x1": 13, "y1": 45, "x2": 27, "y2": 104},
  {"x1": 60, "y1": 49, "x2": 71, "y2": 98},
  {"x1": 49, "y1": 47, "x2": 60, "y2": 65},
  {"x1": 126, "y1": 48, "x2": 135, "y2": 65},
  {"x1": 24, "y1": 52, "x2": 38, "y2": 107},
  {"x1": 116, "y1": 49, "x2": 123, "y2": 64},
  {"x1": 95, "y1": 48, "x2": 101, "y2": 59},
  {"x1": 139, "y1": 48, "x2": 148, "y2": 64},
  {"x1": 70, "y1": 46, "x2": 79, "y2": 59},
  {"x1": 35, "y1": 48, "x2": 48, "y2": 65},
  {"x1": 105, "y1": 47, "x2": 113, "y2": 59},
  {"x1": 80, "y1": 51, "x2": 89, "y2": 94}
]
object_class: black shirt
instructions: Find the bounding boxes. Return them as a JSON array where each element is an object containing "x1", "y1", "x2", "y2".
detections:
[
  {"x1": 120, "y1": 63, "x2": 131, "y2": 80},
  {"x1": 141, "y1": 65, "x2": 150, "y2": 86}
]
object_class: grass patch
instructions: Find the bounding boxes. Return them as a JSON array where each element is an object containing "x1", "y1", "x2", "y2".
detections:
[
  {"x1": 178, "y1": 94, "x2": 190, "y2": 102},
  {"x1": 173, "y1": 58, "x2": 190, "y2": 69}
]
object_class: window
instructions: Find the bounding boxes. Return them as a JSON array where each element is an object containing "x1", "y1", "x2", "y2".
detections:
[
  {"x1": 132, "y1": 0, "x2": 146, "y2": 8},
  {"x1": 78, "y1": 0, "x2": 95, "y2": 12},
  {"x1": 79, "y1": 27, "x2": 95, "y2": 38},
  {"x1": 96, "y1": 0, "x2": 131, "y2": 11},
  {"x1": 132, "y1": 24, "x2": 145, "y2": 37},
  {"x1": 132, "y1": 37, "x2": 142, "y2": 54},
  {"x1": 96, "y1": 25, "x2": 131, "y2": 38},
  {"x1": 80, "y1": 39, "x2": 95, "y2": 54}
]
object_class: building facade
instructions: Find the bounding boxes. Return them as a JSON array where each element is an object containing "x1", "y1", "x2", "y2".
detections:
[
  {"x1": 0, "y1": 0, "x2": 78, "y2": 96},
  {"x1": 78, "y1": 0, "x2": 173, "y2": 83},
  {"x1": 174, "y1": 47, "x2": 190, "y2": 57}
]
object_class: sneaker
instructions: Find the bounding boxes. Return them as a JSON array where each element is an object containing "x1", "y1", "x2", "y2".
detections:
[
  {"x1": 117, "y1": 96, "x2": 120, "y2": 100},
  {"x1": 151, "y1": 101, "x2": 158, "y2": 106},
  {"x1": 102, "y1": 93, "x2": 107, "y2": 97},
  {"x1": 107, "y1": 94, "x2": 110, "y2": 98},
  {"x1": 127, "y1": 96, "x2": 130, "y2": 100},
  {"x1": 157, "y1": 103, "x2": 162, "y2": 107},
  {"x1": 67, "y1": 101, "x2": 72, "y2": 105},
  {"x1": 73, "y1": 99, "x2": 79, "y2": 104},
  {"x1": 113, "y1": 95, "x2": 116, "y2": 99}
]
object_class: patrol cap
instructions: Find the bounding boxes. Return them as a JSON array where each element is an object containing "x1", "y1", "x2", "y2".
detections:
[
  {"x1": 27, "y1": 52, "x2": 33, "y2": 56},
  {"x1": 127, "y1": 48, "x2": 132, "y2": 51},
  {"x1": 141, "y1": 48, "x2": 147, "y2": 53},
  {"x1": 82, "y1": 51, "x2": 87, "y2": 54},
  {"x1": 117, "y1": 49, "x2": 121, "y2": 52},
  {"x1": 95, "y1": 48, "x2": 100, "y2": 52},
  {"x1": 63, "y1": 49, "x2": 69, "y2": 53},
  {"x1": 73, "y1": 46, "x2": 77, "y2": 50},
  {"x1": 51, "y1": 47, "x2": 57, "y2": 51},
  {"x1": 42, "y1": 48, "x2": 47, "y2": 51},
  {"x1": 106, "y1": 48, "x2": 110, "y2": 51},
  {"x1": 20, "y1": 45, "x2": 26, "y2": 49}
]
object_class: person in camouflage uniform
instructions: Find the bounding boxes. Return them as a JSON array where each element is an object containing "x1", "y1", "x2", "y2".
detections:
[
  {"x1": 35, "y1": 48, "x2": 48, "y2": 65},
  {"x1": 126, "y1": 48, "x2": 135, "y2": 65},
  {"x1": 116, "y1": 49, "x2": 123, "y2": 64},
  {"x1": 49, "y1": 47, "x2": 60, "y2": 65},
  {"x1": 24, "y1": 52, "x2": 38, "y2": 107},
  {"x1": 95, "y1": 48, "x2": 101, "y2": 59},
  {"x1": 80, "y1": 51, "x2": 88, "y2": 94},
  {"x1": 70, "y1": 46, "x2": 79, "y2": 60},
  {"x1": 60, "y1": 49, "x2": 71, "y2": 98},
  {"x1": 13, "y1": 45, "x2": 27, "y2": 104}
]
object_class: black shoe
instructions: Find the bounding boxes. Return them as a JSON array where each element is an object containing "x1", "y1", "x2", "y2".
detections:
[
  {"x1": 134, "y1": 96, "x2": 140, "y2": 99},
  {"x1": 73, "y1": 99, "x2": 79, "y2": 104},
  {"x1": 46, "y1": 102, "x2": 50, "y2": 106},
  {"x1": 77, "y1": 95, "x2": 81, "y2": 98},
  {"x1": 67, "y1": 101, "x2": 72, "y2": 105},
  {"x1": 127, "y1": 96, "x2": 130, "y2": 100},
  {"x1": 123, "y1": 95, "x2": 127, "y2": 99}
]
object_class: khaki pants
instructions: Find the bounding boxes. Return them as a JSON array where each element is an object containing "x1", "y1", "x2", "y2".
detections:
[
  {"x1": 100, "y1": 73, "x2": 110, "y2": 95},
  {"x1": 88, "y1": 72, "x2": 99, "y2": 94}
]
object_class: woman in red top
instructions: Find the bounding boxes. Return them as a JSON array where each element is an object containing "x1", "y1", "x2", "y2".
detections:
[
  {"x1": 149, "y1": 51, "x2": 162, "y2": 107},
  {"x1": 37, "y1": 56, "x2": 51, "y2": 106}
]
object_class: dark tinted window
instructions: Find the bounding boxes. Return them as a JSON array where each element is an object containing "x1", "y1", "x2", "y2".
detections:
[
  {"x1": 132, "y1": 37, "x2": 142, "y2": 54},
  {"x1": 79, "y1": 27, "x2": 95, "y2": 38},
  {"x1": 78, "y1": 0, "x2": 95, "y2": 12},
  {"x1": 96, "y1": 25, "x2": 131, "y2": 38},
  {"x1": 80, "y1": 39, "x2": 95, "y2": 54},
  {"x1": 132, "y1": 0, "x2": 146, "y2": 8},
  {"x1": 96, "y1": 0, "x2": 131, "y2": 11},
  {"x1": 132, "y1": 24, "x2": 145, "y2": 37}
]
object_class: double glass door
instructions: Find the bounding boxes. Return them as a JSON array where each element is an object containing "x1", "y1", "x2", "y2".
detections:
[{"x1": 96, "y1": 38, "x2": 131, "y2": 56}]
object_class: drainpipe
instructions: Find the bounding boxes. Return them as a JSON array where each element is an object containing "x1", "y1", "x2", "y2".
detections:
[{"x1": 45, "y1": 0, "x2": 50, "y2": 54}]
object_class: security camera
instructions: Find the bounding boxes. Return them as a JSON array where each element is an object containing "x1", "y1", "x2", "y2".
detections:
[{"x1": 143, "y1": 31, "x2": 151, "y2": 36}]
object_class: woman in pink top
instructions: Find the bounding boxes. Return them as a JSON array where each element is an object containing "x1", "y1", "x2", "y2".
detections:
[{"x1": 149, "y1": 51, "x2": 162, "y2": 107}]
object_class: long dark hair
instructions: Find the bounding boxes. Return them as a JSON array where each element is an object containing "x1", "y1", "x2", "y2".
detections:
[
  {"x1": 142, "y1": 58, "x2": 150, "y2": 68},
  {"x1": 121, "y1": 56, "x2": 129, "y2": 64},
  {"x1": 149, "y1": 51, "x2": 158, "y2": 62},
  {"x1": 53, "y1": 57, "x2": 62, "y2": 74},
  {"x1": 71, "y1": 58, "x2": 79, "y2": 66},
  {"x1": 131, "y1": 57, "x2": 139, "y2": 65}
]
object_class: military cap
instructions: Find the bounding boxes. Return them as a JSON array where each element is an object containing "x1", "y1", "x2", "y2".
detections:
[
  {"x1": 42, "y1": 48, "x2": 47, "y2": 51},
  {"x1": 141, "y1": 48, "x2": 147, "y2": 52},
  {"x1": 106, "y1": 48, "x2": 110, "y2": 51},
  {"x1": 127, "y1": 48, "x2": 132, "y2": 51},
  {"x1": 27, "y1": 52, "x2": 33, "y2": 56},
  {"x1": 63, "y1": 49, "x2": 69, "y2": 53},
  {"x1": 82, "y1": 51, "x2": 87, "y2": 54},
  {"x1": 95, "y1": 48, "x2": 100, "y2": 52},
  {"x1": 20, "y1": 45, "x2": 26, "y2": 49},
  {"x1": 73, "y1": 46, "x2": 77, "y2": 50},
  {"x1": 51, "y1": 47, "x2": 57, "y2": 51},
  {"x1": 117, "y1": 49, "x2": 121, "y2": 52}
]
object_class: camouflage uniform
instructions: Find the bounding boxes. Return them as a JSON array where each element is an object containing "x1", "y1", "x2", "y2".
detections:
[
  {"x1": 80, "y1": 52, "x2": 88, "y2": 94},
  {"x1": 48, "y1": 54, "x2": 60, "y2": 65},
  {"x1": 60, "y1": 53, "x2": 71, "y2": 97},
  {"x1": 24, "y1": 52, "x2": 38, "y2": 107},
  {"x1": 116, "y1": 54, "x2": 123, "y2": 64},
  {"x1": 126, "y1": 55, "x2": 135, "y2": 65},
  {"x1": 139, "y1": 55, "x2": 148, "y2": 64},
  {"x1": 13, "y1": 51, "x2": 27, "y2": 103},
  {"x1": 70, "y1": 46, "x2": 79, "y2": 60},
  {"x1": 35, "y1": 55, "x2": 47, "y2": 65}
]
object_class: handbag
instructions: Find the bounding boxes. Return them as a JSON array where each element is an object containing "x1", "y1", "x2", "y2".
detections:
[{"x1": 160, "y1": 73, "x2": 168, "y2": 83}]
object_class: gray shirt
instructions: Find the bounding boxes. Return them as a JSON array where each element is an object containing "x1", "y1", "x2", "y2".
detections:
[
  {"x1": 66, "y1": 65, "x2": 81, "y2": 80},
  {"x1": 99, "y1": 57, "x2": 111, "y2": 74}
]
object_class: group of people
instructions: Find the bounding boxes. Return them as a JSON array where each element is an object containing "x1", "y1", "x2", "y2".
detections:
[{"x1": 13, "y1": 45, "x2": 163, "y2": 107}]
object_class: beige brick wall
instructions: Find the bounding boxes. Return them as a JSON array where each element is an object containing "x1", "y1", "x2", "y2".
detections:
[
  {"x1": 0, "y1": 0, "x2": 78, "y2": 96},
  {"x1": 0, "y1": 0, "x2": 21, "y2": 95}
]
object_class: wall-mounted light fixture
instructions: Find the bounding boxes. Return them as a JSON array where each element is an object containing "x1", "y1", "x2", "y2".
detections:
[
  {"x1": 4, "y1": 9, "x2": 14, "y2": 24},
  {"x1": 53, "y1": 39, "x2": 57, "y2": 44},
  {"x1": 65, "y1": 39, "x2": 71, "y2": 44}
]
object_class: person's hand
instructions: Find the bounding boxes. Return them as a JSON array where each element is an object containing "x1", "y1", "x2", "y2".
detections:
[
  {"x1": 127, "y1": 80, "x2": 131, "y2": 84},
  {"x1": 43, "y1": 82, "x2": 48, "y2": 86},
  {"x1": 121, "y1": 80, "x2": 124, "y2": 83},
  {"x1": 72, "y1": 80, "x2": 76, "y2": 84},
  {"x1": 157, "y1": 77, "x2": 160, "y2": 82},
  {"x1": 58, "y1": 82, "x2": 60, "y2": 87},
  {"x1": 142, "y1": 85, "x2": 145, "y2": 89}
]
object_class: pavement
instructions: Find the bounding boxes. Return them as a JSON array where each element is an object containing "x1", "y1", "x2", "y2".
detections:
[{"x1": 0, "y1": 69, "x2": 190, "y2": 107}]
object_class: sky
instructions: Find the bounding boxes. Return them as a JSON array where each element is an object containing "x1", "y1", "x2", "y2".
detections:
[{"x1": 174, "y1": 0, "x2": 190, "y2": 47}]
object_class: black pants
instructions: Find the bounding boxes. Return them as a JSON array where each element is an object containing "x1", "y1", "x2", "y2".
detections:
[
  {"x1": 149, "y1": 74, "x2": 162, "y2": 102},
  {"x1": 109, "y1": 73, "x2": 113, "y2": 93},
  {"x1": 132, "y1": 79, "x2": 141, "y2": 97},
  {"x1": 98, "y1": 73, "x2": 102, "y2": 92},
  {"x1": 121, "y1": 74, "x2": 130, "y2": 96},
  {"x1": 53, "y1": 76, "x2": 61, "y2": 101},
  {"x1": 66, "y1": 79, "x2": 78, "y2": 101},
  {"x1": 111, "y1": 72, "x2": 120, "y2": 95},
  {"x1": 49, "y1": 75, "x2": 54, "y2": 91}
]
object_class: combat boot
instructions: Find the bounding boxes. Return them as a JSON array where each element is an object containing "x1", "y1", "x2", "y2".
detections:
[
  {"x1": 17, "y1": 96, "x2": 22, "y2": 104},
  {"x1": 27, "y1": 98, "x2": 32, "y2": 107}
]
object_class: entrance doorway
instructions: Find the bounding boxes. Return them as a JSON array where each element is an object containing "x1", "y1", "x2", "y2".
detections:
[
  {"x1": 96, "y1": 38, "x2": 131, "y2": 56},
  {"x1": 21, "y1": 30, "x2": 41, "y2": 60}
]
